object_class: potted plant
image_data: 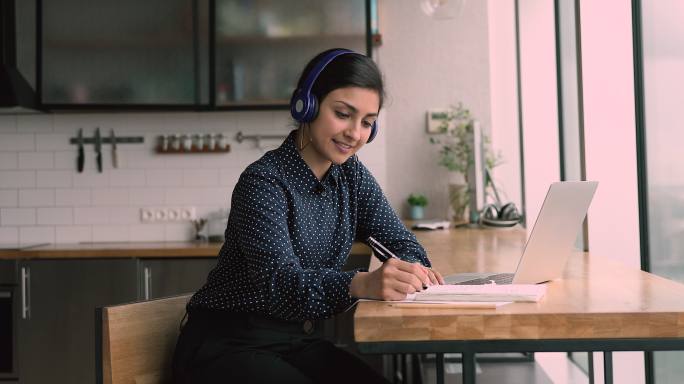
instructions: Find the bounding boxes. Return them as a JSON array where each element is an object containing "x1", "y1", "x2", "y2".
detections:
[
  {"x1": 407, "y1": 193, "x2": 428, "y2": 220},
  {"x1": 429, "y1": 103, "x2": 501, "y2": 223}
]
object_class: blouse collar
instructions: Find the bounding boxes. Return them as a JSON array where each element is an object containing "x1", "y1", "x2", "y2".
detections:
[{"x1": 277, "y1": 130, "x2": 340, "y2": 194}]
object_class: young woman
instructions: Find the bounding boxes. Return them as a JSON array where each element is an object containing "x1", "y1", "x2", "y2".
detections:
[{"x1": 172, "y1": 48, "x2": 444, "y2": 384}]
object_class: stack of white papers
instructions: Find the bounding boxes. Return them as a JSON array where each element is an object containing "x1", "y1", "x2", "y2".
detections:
[{"x1": 408, "y1": 284, "x2": 546, "y2": 303}]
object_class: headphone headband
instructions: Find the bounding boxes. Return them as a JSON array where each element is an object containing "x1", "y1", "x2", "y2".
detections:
[
  {"x1": 290, "y1": 49, "x2": 379, "y2": 143},
  {"x1": 299, "y1": 49, "x2": 355, "y2": 96}
]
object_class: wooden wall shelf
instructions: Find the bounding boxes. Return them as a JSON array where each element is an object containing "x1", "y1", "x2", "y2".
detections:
[{"x1": 155, "y1": 145, "x2": 230, "y2": 154}]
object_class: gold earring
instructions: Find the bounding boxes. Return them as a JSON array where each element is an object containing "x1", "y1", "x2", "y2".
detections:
[{"x1": 299, "y1": 124, "x2": 312, "y2": 151}]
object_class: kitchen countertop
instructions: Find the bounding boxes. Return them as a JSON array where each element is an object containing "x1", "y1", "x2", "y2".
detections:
[
  {"x1": 0, "y1": 241, "x2": 223, "y2": 260},
  {"x1": 0, "y1": 242, "x2": 372, "y2": 260}
]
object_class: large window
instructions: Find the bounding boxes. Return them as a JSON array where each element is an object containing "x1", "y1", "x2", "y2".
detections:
[{"x1": 640, "y1": 0, "x2": 684, "y2": 381}]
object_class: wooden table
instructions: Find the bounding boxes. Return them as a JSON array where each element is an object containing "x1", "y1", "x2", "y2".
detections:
[{"x1": 354, "y1": 228, "x2": 684, "y2": 383}]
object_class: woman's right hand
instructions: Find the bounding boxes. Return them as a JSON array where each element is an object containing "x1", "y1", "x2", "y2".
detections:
[{"x1": 350, "y1": 258, "x2": 434, "y2": 301}]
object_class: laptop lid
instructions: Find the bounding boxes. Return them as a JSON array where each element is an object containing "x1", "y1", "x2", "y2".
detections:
[{"x1": 511, "y1": 181, "x2": 598, "y2": 284}]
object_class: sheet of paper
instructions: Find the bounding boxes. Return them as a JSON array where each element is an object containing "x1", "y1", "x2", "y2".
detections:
[{"x1": 358, "y1": 298, "x2": 511, "y2": 308}]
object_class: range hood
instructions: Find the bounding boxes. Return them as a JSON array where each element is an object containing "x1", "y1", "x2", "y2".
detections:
[{"x1": 0, "y1": 0, "x2": 39, "y2": 113}]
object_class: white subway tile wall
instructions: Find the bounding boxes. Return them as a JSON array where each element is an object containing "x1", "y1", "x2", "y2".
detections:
[
  {"x1": 0, "y1": 134, "x2": 35, "y2": 151},
  {"x1": 37, "y1": 170, "x2": 73, "y2": 188},
  {"x1": 37, "y1": 207, "x2": 73, "y2": 225},
  {"x1": 0, "y1": 153, "x2": 18, "y2": 169},
  {"x1": 91, "y1": 188, "x2": 130, "y2": 206},
  {"x1": 92, "y1": 225, "x2": 129, "y2": 243},
  {"x1": 0, "y1": 227, "x2": 19, "y2": 243},
  {"x1": 55, "y1": 188, "x2": 91, "y2": 206},
  {"x1": 1, "y1": 208, "x2": 36, "y2": 226},
  {"x1": 0, "y1": 111, "x2": 387, "y2": 243},
  {"x1": 56, "y1": 225, "x2": 92, "y2": 243},
  {"x1": 74, "y1": 207, "x2": 110, "y2": 225},
  {"x1": 0, "y1": 171, "x2": 36, "y2": 188},
  {"x1": 0, "y1": 190, "x2": 18, "y2": 207},
  {"x1": 20, "y1": 226, "x2": 55, "y2": 244},
  {"x1": 19, "y1": 189, "x2": 55, "y2": 207},
  {"x1": 18, "y1": 152, "x2": 54, "y2": 169},
  {"x1": 0, "y1": 116, "x2": 17, "y2": 133}
]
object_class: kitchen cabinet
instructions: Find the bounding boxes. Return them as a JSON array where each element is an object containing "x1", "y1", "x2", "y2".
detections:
[
  {"x1": 16, "y1": 259, "x2": 138, "y2": 384},
  {"x1": 0, "y1": 261, "x2": 17, "y2": 382},
  {"x1": 3, "y1": 242, "x2": 374, "y2": 383},
  {"x1": 139, "y1": 257, "x2": 216, "y2": 300},
  {"x1": 41, "y1": 0, "x2": 210, "y2": 107},
  {"x1": 213, "y1": 0, "x2": 368, "y2": 107},
  {"x1": 38, "y1": 0, "x2": 369, "y2": 110}
]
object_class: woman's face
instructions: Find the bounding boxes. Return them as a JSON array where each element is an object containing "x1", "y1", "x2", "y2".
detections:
[{"x1": 305, "y1": 86, "x2": 380, "y2": 167}]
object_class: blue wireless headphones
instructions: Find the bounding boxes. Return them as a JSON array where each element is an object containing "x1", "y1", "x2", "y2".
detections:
[{"x1": 290, "y1": 49, "x2": 379, "y2": 143}]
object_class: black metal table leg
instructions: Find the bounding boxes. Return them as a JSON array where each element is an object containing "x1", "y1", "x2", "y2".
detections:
[
  {"x1": 589, "y1": 352, "x2": 595, "y2": 384},
  {"x1": 402, "y1": 354, "x2": 408, "y2": 383},
  {"x1": 436, "y1": 353, "x2": 445, "y2": 384},
  {"x1": 412, "y1": 354, "x2": 423, "y2": 384},
  {"x1": 462, "y1": 352, "x2": 476, "y2": 384},
  {"x1": 603, "y1": 351, "x2": 613, "y2": 384}
]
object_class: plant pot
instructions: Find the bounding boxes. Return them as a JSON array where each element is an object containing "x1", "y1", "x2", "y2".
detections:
[
  {"x1": 448, "y1": 183, "x2": 469, "y2": 223},
  {"x1": 409, "y1": 205, "x2": 425, "y2": 220}
]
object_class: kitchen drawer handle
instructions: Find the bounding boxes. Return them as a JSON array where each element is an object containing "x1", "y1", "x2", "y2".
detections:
[
  {"x1": 144, "y1": 267, "x2": 152, "y2": 300},
  {"x1": 21, "y1": 267, "x2": 30, "y2": 319}
]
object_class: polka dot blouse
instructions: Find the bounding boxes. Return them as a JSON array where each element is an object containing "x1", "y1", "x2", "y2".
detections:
[{"x1": 187, "y1": 129, "x2": 431, "y2": 321}]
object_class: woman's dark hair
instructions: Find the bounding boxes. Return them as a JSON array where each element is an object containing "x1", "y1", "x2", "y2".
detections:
[{"x1": 293, "y1": 48, "x2": 385, "y2": 112}]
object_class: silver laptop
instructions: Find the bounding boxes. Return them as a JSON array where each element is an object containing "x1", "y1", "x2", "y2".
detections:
[{"x1": 445, "y1": 181, "x2": 598, "y2": 285}]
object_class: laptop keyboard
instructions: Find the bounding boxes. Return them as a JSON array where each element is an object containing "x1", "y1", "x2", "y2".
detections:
[{"x1": 454, "y1": 273, "x2": 515, "y2": 285}]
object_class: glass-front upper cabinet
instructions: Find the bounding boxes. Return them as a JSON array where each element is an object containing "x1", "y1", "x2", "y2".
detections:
[
  {"x1": 213, "y1": 0, "x2": 368, "y2": 108},
  {"x1": 41, "y1": 0, "x2": 209, "y2": 107}
]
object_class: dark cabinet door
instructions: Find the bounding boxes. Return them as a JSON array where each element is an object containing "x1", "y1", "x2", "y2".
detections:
[
  {"x1": 16, "y1": 259, "x2": 138, "y2": 384},
  {"x1": 41, "y1": 0, "x2": 209, "y2": 106},
  {"x1": 0, "y1": 260, "x2": 18, "y2": 381},
  {"x1": 140, "y1": 258, "x2": 216, "y2": 300},
  {"x1": 213, "y1": 0, "x2": 368, "y2": 107}
]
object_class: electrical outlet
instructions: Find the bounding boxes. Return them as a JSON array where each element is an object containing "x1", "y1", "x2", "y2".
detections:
[
  {"x1": 167, "y1": 208, "x2": 180, "y2": 221},
  {"x1": 141, "y1": 208, "x2": 155, "y2": 222},
  {"x1": 154, "y1": 208, "x2": 168, "y2": 221},
  {"x1": 141, "y1": 206, "x2": 196, "y2": 222},
  {"x1": 180, "y1": 206, "x2": 196, "y2": 220}
]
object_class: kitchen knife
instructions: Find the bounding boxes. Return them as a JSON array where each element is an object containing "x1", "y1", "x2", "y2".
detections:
[
  {"x1": 95, "y1": 127, "x2": 102, "y2": 173},
  {"x1": 110, "y1": 129, "x2": 118, "y2": 168},
  {"x1": 76, "y1": 128, "x2": 84, "y2": 173}
]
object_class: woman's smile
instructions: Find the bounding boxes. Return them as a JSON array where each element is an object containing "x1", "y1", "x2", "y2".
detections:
[{"x1": 332, "y1": 138, "x2": 354, "y2": 154}]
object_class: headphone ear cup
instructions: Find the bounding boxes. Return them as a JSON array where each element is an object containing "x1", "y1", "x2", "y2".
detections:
[
  {"x1": 482, "y1": 204, "x2": 500, "y2": 220},
  {"x1": 290, "y1": 91, "x2": 306, "y2": 122},
  {"x1": 290, "y1": 91, "x2": 318, "y2": 123},
  {"x1": 367, "y1": 122, "x2": 378, "y2": 143},
  {"x1": 499, "y1": 203, "x2": 521, "y2": 221},
  {"x1": 302, "y1": 93, "x2": 319, "y2": 122}
]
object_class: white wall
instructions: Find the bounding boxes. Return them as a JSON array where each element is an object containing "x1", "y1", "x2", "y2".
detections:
[
  {"x1": 377, "y1": 0, "x2": 492, "y2": 219},
  {"x1": 0, "y1": 111, "x2": 386, "y2": 244},
  {"x1": 487, "y1": 0, "x2": 522, "y2": 212}
]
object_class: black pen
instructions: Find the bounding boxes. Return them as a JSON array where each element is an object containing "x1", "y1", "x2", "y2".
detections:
[
  {"x1": 366, "y1": 236, "x2": 399, "y2": 262},
  {"x1": 366, "y1": 236, "x2": 429, "y2": 289}
]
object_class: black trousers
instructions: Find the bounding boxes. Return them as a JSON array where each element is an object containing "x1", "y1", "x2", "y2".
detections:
[{"x1": 172, "y1": 309, "x2": 389, "y2": 384}]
